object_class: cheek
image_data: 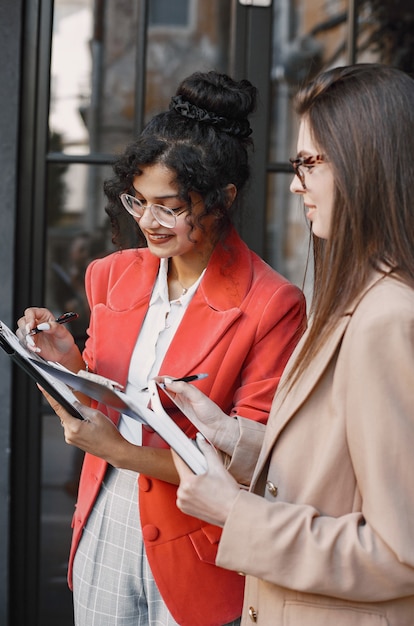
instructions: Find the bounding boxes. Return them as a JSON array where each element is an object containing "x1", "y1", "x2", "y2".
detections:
[{"x1": 175, "y1": 216, "x2": 201, "y2": 241}]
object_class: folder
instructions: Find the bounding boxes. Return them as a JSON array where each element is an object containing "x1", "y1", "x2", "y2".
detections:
[
  {"x1": 0, "y1": 320, "x2": 207, "y2": 474},
  {"x1": 0, "y1": 319, "x2": 84, "y2": 419}
]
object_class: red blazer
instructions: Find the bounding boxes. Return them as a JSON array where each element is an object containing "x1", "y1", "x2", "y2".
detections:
[{"x1": 69, "y1": 228, "x2": 306, "y2": 626}]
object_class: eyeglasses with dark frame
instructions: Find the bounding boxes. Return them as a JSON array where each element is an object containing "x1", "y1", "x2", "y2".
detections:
[
  {"x1": 289, "y1": 154, "x2": 326, "y2": 190},
  {"x1": 119, "y1": 193, "x2": 190, "y2": 228}
]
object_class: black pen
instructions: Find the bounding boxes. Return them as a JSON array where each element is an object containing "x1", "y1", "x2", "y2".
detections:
[
  {"x1": 163, "y1": 373, "x2": 208, "y2": 385},
  {"x1": 141, "y1": 373, "x2": 208, "y2": 392},
  {"x1": 29, "y1": 312, "x2": 79, "y2": 335}
]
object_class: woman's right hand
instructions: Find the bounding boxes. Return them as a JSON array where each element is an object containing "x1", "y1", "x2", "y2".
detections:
[
  {"x1": 16, "y1": 307, "x2": 81, "y2": 369},
  {"x1": 161, "y1": 379, "x2": 239, "y2": 456},
  {"x1": 172, "y1": 438, "x2": 240, "y2": 527}
]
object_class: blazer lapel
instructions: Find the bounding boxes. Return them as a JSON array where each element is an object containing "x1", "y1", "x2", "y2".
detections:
[
  {"x1": 251, "y1": 269, "x2": 391, "y2": 486},
  {"x1": 161, "y1": 228, "x2": 251, "y2": 376},
  {"x1": 259, "y1": 317, "x2": 350, "y2": 446},
  {"x1": 107, "y1": 252, "x2": 158, "y2": 312},
  {"x1": 91, "y1": 253, "x2": 159, "y2": 384},
  {"x1": 161, "y1": 300, "x2": 243, "y2": 375}
]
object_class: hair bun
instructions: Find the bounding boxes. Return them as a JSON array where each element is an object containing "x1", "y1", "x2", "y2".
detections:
[
  {"x1": 170, "y1": 70, "x2": 257, "y2": 139},
  {"x1": 169, "y1": 95, "x2": 252, "y2": 138}
]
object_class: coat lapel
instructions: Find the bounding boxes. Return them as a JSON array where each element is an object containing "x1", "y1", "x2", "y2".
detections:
[
  {"x1": 107, "y1": 252, "x2": 158, "y2": 312},
  {"x1": 90, "y1": 253, "x2": 158, "y2": 384},
  {"x1": 94, "y1": 228, "x2": 252, "y2": 382},
  {"x1": 161, "y1": 228, "x2": 252, "y2": 375},
  {"x1": 251, "y1": 269, "x2": 391, "y2": 486}
]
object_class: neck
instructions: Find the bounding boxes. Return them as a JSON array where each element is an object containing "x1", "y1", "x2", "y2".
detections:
[{"x1": 167, "y1": 252, "x2": 212, "y2": 297}]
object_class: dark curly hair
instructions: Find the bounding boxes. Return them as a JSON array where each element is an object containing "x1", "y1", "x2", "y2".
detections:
[{"x1": 103, "y1": 70, "x2": 258, "y2": 248}]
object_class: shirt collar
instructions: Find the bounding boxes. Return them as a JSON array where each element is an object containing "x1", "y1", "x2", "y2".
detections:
[{"x1": 149, "y1": 257, "x2": 206, "y2": 306}]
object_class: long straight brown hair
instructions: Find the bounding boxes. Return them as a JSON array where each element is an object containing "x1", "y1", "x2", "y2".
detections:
[{"x1": 285, "y1": 64, "x2": 414, "y2": 388}]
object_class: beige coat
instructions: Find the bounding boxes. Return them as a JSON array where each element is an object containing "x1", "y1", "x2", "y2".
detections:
[{"x1": 218, "y1": 270, "x2": 414, "y2": 625}]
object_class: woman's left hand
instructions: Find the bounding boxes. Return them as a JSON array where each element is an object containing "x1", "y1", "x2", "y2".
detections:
[
  {"x1": 40, "y1": 387, "x2": 128, "y2": 466},
  {"x1": 172, "y1": 436, "x2": 240, "y2": 527}
]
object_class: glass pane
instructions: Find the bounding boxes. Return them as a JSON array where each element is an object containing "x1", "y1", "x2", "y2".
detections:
[
  {"x1": 39, "y1": 398, "x2": 80, "y2": 624},
  {"x1": 49, "y1": 0, "x2": 95, "y2": 156},
  {"x1": 267, "y1": 0, "x2": 349, "y2": 287},
  {"x1": 45, "y1": 161, "x2": 115, "y2": 347},
  {"x1": 356, "y1": 1, "x2": 414, "y2": 72},
  {"x1": 149, "y1": 0, "x2": 190, "y2": 26},
  {"x1": 49, "y1": 0, "x2": 234, "y2": 157}
]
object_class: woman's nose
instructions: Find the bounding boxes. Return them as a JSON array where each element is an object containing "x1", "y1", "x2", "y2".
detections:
[
  {"x1": 138, "y1": 205, "x2": 159, "y2": 228},
  {"x1": 290, "y1": 175, "x2": 305, "y2": 195}
]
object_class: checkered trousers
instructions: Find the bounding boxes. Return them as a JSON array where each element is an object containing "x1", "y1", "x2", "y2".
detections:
[{"x1": 72, "y1": 466, "x2": 240, "y2": 626}]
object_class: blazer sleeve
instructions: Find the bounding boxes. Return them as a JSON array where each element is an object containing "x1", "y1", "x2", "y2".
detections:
[
  {"x1": 81, "y1": 257, "x2": 102, "y2": 374},
  {"x1": 230, "y1": 280, "x2": 306, "y2": 423},
  {"x1": 217, "y1": 284, "x2": 414, "y2": 602},
  {"x1": 223, "y1": 417, "x2": 266, "y2": 486},
  {"x1": 224, "y1": 279, "x2": 306, "y2": 483}
]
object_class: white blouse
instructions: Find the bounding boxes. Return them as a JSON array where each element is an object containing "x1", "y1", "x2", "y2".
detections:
[{"x1": 118, "y1": 257, "x2": 205, "y2": 445}]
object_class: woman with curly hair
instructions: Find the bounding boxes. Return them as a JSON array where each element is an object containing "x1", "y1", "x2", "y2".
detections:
[{"x1": 18, "y1": 70, "x2": 306, "y2": 626}]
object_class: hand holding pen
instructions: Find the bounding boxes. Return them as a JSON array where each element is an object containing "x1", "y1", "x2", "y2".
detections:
[
  {"x1": 24, "y1": 311, "x2": 79, "y2": 353},
  {"x1": 141, "y1": 373, "x2": 208, "y2": 392},
  {"x1": 29, "y1": 311, "x2": 79, "y2": 335}
]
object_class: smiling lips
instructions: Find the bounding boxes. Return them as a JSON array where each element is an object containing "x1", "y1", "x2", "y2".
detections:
[{"x1": 145, "y1": 232, "x2": 174, "y2": 244}]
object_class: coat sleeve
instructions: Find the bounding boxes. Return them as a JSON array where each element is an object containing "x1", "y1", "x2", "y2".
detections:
[
  {"x1": 230, "y1": 280, "x2": 306, "y2": 423},
  {"x1": 224, "y1": 279, "x2": 306, "y2": 483},
  {"x1": 81, "y1": 257, "x2": 102, "y2": 374},
  {"x1": 217, "y1": 282, "x2": 414, "y2": 602}
]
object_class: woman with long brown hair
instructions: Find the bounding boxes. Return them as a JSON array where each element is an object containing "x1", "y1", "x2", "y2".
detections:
[{"x1": 171, "y1": 64, "x2": 414, "y2": 625}]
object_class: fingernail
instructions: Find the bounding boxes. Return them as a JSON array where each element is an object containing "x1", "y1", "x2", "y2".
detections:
[
  {"x1": 196, "y1": 432, "x2": 205, "y2": 442},
  {"x1": 36, "y1": 322, "x2": 51, "y2": 331},
  {"x1": 26, "y1": 334, "x2": 35, "y2": 347}
]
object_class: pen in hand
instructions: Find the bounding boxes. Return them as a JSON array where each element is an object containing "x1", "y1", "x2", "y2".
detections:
[
  {"x1": 29, "y1": 311, "x2": 79, "y2": 335},
  {"x1": 141, "y1": 373, "x2": 208, "y2": 392}
]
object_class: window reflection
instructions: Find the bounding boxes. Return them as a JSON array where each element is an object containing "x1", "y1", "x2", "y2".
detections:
[
  {"x1": 149, "y1": 0, "x2": 190, "y2": 27},
  {"x1": 49, "y1": 0, "x2": 93, "y2": 155},
  {"x1": 268, "y1": 0, "x2": 350, "y2": 284},
  {"x1": 46, "y1": 162, "x2": 113, "y2": 349}
]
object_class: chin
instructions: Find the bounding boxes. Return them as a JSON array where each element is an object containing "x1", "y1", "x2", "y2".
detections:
[{"x1": 311, "y1": 222, "x2": 330, "y2": 240}]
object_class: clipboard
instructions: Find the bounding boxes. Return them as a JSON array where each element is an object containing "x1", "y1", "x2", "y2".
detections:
[
  {"x1": 31, "y1": 360, "x2": 208, "y2": 475},
  {"x1": 0, "y1": 319, "x2": 84, "y2": 419},
  {"x1": 0, "y1": 320, "x2": 207, "y2": 474}
]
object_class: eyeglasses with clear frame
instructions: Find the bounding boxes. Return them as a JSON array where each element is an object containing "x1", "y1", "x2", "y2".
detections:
[
  {"x1": 289, "y1": 154, "x2": 326, "y2": 190},
  {"x1": 119, "y1": 193, "x2": 190, "y2": 228}
]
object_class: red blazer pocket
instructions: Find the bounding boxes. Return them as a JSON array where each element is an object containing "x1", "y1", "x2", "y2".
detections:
[{"x1": 189, "y1": 524, "x2": 222, "y2": 564}]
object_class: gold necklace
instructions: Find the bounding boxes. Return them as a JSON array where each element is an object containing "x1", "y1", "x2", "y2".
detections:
[
  {"x1": 169, "y1": 272, "x2": 189, "y2": 295},
  {"x1": 168, "y1": 260, "x2": 204, "y2": 295},
  {"x1": 178, "y1": 280, "x2": 188, "y2": 295}
]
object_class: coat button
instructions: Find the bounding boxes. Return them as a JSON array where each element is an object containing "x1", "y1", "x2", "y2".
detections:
[
  {"x1": 142, "y1": 524, "x2": 160, "y2": 542},
  {"x1": 248, "y1": 606, "x2": 258, "y2": 622},
  {"x1": 139, "y1": 476, "x2": 152, "y2": 492},
  {"x1": 266, "y1": 480, "x2": 278, "y2": 497}
]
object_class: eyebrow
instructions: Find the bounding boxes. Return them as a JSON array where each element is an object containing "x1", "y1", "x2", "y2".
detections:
[{"x1": 131, "y1": 187, "x2": 181, "y2": 202}]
